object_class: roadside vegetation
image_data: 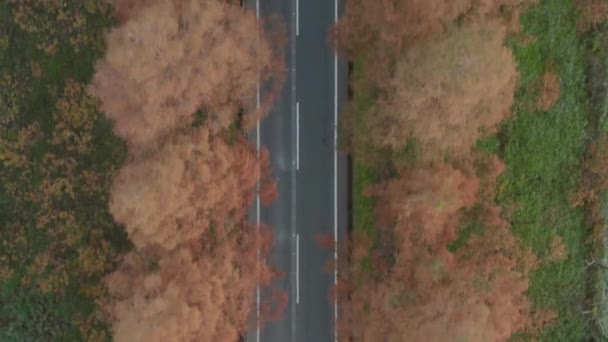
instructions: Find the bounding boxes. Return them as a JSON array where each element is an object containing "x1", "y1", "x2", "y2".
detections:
[
  {"x1": 498, "y1": 1, "x2": 595, "y2": 339},
  {"x1": 335, "y1": 0, "x2": 608, "y2": 340},
  {"x1": 0, "y1": 0, "x2": 284, "y2": 341}
]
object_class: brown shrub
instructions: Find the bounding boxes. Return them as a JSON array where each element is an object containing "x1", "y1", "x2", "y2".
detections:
[
  {"x1": 527, "y1": 309, "x2": 558, "y2": 336},
  {"x1": 548, "y1": 236, "x2": 568, "y2": 262},
  {"x1": 98, "y1": 1, "x2": 284, "y2": 340},
  {"x1": 334, "y1": 1, "x2": 541, "y2": 340},
  {"x1": 367, "y1": 23, "x2": 516, "y2": 157},
  {"x1": 477, "y1": 153, "x2": 506, "y2": 200},
  {"x1": 571, "y1": 134, "x2": 608, "y2": 254},
  {"x1": 516, "y1": 33, "x2": 537, "y2": 46},
  {"x1": 333, "y1": 0, "x2": 467, "y2": 86},
  {"x1": 534, "y1": 72, "x2": 560, "y2": 111},
  {"x1": 576, "y1": 0, "x2": 608, "y2": 32},
  {"x1": 90, "y1": 0, "x2": 282, "y2": 149}
]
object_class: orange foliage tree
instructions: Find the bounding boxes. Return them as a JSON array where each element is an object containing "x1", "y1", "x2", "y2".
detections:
[
  {"x1": 105, "y1": 226, "x2": 273, "y2": 341},
  {"x1": 367, "y1": 23, "x2": 516, "y2": 157},
  {"x1": 109, "y1": 128, "x2": 264, "y2": 250},
  {"x1": 339, "y1": 162, "x2": 537, "y2": 342},
  {"x1": 90, "y1": 0, "x2": 283, "y2": 149},
  {"x1": 106, "y1": 0, "x2": 152, "y2": 24},
  {"x1": 335, "y1": 0, "x2": 533, "y2": 165},
  {"x1": 333, "y1": 0, "x2": 544, "y2": 340},
  {"x1": 334, "y1": 0, "x2": 525, "y2": 87}
]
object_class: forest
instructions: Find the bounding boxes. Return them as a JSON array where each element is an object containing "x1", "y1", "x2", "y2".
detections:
[{"x1": 2, "y1": 0, "x2": 608, "y2": 341}]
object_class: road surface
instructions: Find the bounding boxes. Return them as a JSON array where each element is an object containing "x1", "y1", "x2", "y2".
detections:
[{"x1": 245, "y1": 0, "x2": 348, "y2": 340}]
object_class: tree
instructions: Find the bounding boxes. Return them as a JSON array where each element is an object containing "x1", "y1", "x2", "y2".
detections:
[
  {"x1": 89, "y1": 0, "x2": 282, "y2": 149},
  {"x1": 575, "y1": 0, "x2": 608, "y2": 32},
  {"x1": 109, "y1": 127, "x2": 267, "y2": 250},
  {"x1": 335, "y1": 0, "x2": 533, "y2": 164},
  {"x1": 333, "y1": 0, "x2": 524, "y2": 88},
  {"x1": 366, "y1": 162, "x2": 479, "y2": 250},
  {"x1": 105, "y1": 225, "x2": 273, "y2": 342},
  {"x1": 106, "y1": 0, "x2": 153, "y2": 24},
  {"x1": 367, "y1": 23, "x2": 517, "y2": 157},
  {"x1": 105, "y1": 124, "x2": 279, "y2": 339}
]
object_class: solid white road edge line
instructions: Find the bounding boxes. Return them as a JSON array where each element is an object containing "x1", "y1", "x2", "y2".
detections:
[
  {"x1": 291, "y1": 1, "x2": 298, "y2": 341},
  {"x1": 334, "y1": 0, "x2": 339, "y2": 341},
  {"x1": 255, "y1": 100, "x2": 261, "y2": 342},
  {"x1": 296, "y1": 0, "x2": 299, "y2": 36},
  {"x1": 296, "y1": 233, "x2": 300, "y2": 304},
  {"x1": 255, "y1": 1, "x2": 261, "y2": 342},
  {"x1": 296, "y1": 102, "x2": 300, "y2": 170}
]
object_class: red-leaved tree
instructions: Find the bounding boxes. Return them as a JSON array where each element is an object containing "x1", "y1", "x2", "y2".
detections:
[
  {"x1": 90, "y1": 0, "x2": 284, "y2": 149},
  {"x1": 105, "y1": 224, "x2": 273, "y2": 342},
  {"x1": 339, "y1": 160, "x2": 538, "y2": 342},
  {"x1": 109, "y1": 128, "x2": 265, "y2": 250},
  {"x1": 367, "y1": 23, "x2": 517, "y2": 157}
]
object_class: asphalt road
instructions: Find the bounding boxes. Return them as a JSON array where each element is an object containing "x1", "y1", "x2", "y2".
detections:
[{"x1": 245, "y1": 0, "x2": 348, "y2": 341}]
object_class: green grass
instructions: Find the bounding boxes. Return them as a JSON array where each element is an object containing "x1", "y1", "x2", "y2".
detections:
[
  {"x1": 347, "y1": 56, "x2": 384, "y2": 272},
  {"x1": 447, "y1": 219, "x2": 484, "y2": 253},
  {"x1": 496, "y1": 0, "x2": 597, "y2": 339},
  {"x1": 353, "y1": 161, "x2": 377, "y2": 238},
  {"x1": 353, "y1": 162, "x2": 376, "y2": 273},
  {"x1": 0, "y1": 3, "x2": 128, "y2": 341}
]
